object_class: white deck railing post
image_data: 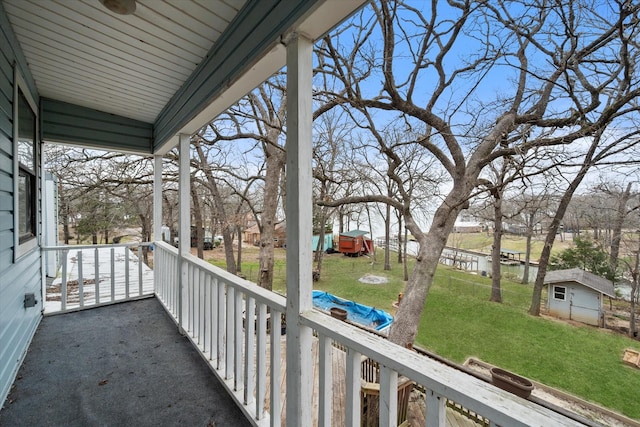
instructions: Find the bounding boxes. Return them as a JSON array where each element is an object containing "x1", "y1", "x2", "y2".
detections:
[
  {"x1": 78, "y1": 251, "x2": 84, "y2": 307},
  {"x1": 178, "y1": 133, "x2": 191, "y2": 333},
  {"x1": 284, "y1": 31, "x2": 314, "y2": 427},
  {"x1": 61, "y1": 249, "x2": 68, "y2": 311},
  {"x1": 425, "y1": 389, "x2": 446, "y2": 426},
  {"x1": 269, "y1": 309, "x2": 282, "y2": 426},
  {"x1": 345, "y1": 348, "x2": 362, "y2": 427},
  {"x1": 379, "y1": 365, "x2": 398, "y2": 427},
  {"x1": 94, "y1": 247, "x2": 100, "y2": 304},
  {"x1": 318, "y1": 334, "x2": 333, "y2": 427}
]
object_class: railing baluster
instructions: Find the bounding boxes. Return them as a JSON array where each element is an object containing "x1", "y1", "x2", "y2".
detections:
[
  {"x1": 124, "y1": 246, "x2": 130, "y2": 299},
  {"x1": 61, "y1": 249, "x2": 68, "y2": 311},
  {"x1": 211, "y1": 276, "x2": 218, "y2": 362},
  {"x1": 256, "y1": 302, "x2": 267, "y2": 420},
  {"x1": 94, "y1": 247, "x2": 100, "y2": 304},
  {"x1": 379, "y1": 365, "x2": 398, "y2": 427},
  {"x1": 78, "y1": 251, "x2": 84, "y2": 307},
  {"x1": 138, "y1": 246, "x2": 143, "y2": 296},
  {"x1": 110, "y1": 247, "x2": 115, "y2": 302},
  {"x1": 318, "y1": 334, "x2": 332, "y2": 427},
  {"x1": 244, "y1": 296, "x2": 255, "y2": 406},
  {"x1": 234, "y1": 289, "x2": 243, "y2": 391},
  {"x1": 225, "y1": 285, "x2": 234, "y2": 379},
  {"x1": 199, "y1": 269, "x2": 205, "y2": 345},
  {"x1": 189, "y1": 264, "x2": 195, "y2": 336},
  {"x1": 217, "y1": 280, "x2": 225, "y2": 370},
  {"x1": 202, "y1": 271, "x2": 208, "y2": 352},
  {"x1": 425, "y1": 390, "x2": 446, "y2": 427},
  {"x1": 345, "y1": 348, "x2": 361, "y2": 427},
  {"x1": 269, "y1": 309, "x2": 281, "y2": 426}
]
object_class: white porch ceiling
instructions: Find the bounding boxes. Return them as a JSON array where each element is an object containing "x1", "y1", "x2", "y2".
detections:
[{"x1": 3, "y1": 0, "x2": 246, "y2": 124}]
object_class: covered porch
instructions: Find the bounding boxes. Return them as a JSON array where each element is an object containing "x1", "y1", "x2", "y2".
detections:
[{"x1": 0, "y1": 0, "x2": 586, "y2": 425}]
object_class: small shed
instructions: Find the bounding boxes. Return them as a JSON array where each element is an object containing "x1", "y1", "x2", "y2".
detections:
[
  {"x1": 338, "y1": 230, "x2": 373, "y2": 256},
  {"x1": 544, "y1": 268, "x2": 615, "y2": 327},
  {"x1": 312, "y1": 234, "x2": 334, "y2": 252}
]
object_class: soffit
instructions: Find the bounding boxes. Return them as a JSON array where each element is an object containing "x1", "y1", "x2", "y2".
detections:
[{"x1": 3, "y1": 0, "x2": 245, "y2": 124}]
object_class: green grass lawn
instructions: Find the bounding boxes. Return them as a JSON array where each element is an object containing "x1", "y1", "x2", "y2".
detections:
[{"x1": 211, "y1": 250, "x2": 640, "y2": 420}]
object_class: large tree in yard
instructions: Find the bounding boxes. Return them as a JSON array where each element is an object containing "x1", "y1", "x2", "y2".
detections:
[{"x1": 318, "y1": 0, "x2": 640, "y2": 346}]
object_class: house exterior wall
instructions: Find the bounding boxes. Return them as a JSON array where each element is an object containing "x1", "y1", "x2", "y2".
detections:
[
  {"x1": 0, "y1": 2, "x2": 43, "y2": 406},
  {"x1": 548, "y1": 281, "x2": 602, "y2": 326}
]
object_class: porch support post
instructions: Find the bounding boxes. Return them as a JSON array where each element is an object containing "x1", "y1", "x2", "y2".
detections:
[
  {"x1": 285, "y1": 32, "x2": 314, "y2": 426},
  {"x1": 178, "y1": 134, "x2": 191, "y2": 332},
  {"x1": 153, "y1": 155, "x2": 163, "y2": 242}
]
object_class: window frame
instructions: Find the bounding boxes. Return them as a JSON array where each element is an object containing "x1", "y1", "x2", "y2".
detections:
[
  {"x1": 13, "y1": 68, "x2": 39, "y2": 260},
  {"x1": 553, "y1": 285, "x2": 567, "y2": 301}
]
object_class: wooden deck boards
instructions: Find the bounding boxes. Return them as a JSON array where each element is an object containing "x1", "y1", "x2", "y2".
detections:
[{"x1": 262, "y1": 336, "x2": 480, "y2": 426}]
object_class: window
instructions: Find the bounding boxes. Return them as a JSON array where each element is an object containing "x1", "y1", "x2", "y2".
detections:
[
  {"x1": 14, "y1": 69, "x2": 38, "y2": 258},
  {"x1": 553, "y1": 285, "x2": 566, "y2": 301}
]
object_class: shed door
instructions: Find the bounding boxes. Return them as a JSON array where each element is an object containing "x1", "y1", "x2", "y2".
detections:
[{"x1": 570, "y1": 287, "x2": 600, "y2": 326}]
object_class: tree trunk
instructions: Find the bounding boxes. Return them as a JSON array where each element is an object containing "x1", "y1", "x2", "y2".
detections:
[
  {"x1": 522, "y1": 230, "x2": 532, "y2": 284},
  {"x1": 397, "y1": 211, "x2": 403, "y2": 264},
  {"x1": 388, "y1": 192, "x2": 462, "y2": 347},
  {"x1": 610, "y1": 182, "x2": 632, "y2": 270},
  {"x1": 191, "y1": 183, "x2": 204, "y2": 259},
  {"x1": 490, "y1": 192, "x2": 503, "y2": 303},
  {"x1": 315, "y1": 205, "x2": 328, "y2": 277},
  {"x1": 193, "y1": 141, "x2": 237, "y2": 274},
  {"x1": 236, "y1": 227, "x2": 243, "y2": 272},
  {"x1": 529, "y1": 157, "x2": 595, "y2": 315},
  {"x1": 403, "y1": 227, "x2": 409, "y2": 281},
  {"x1": 630, "y1": 272, "x2": 638, "y2": 339},
  {"x1": 384, "y1": 202, "x2": 391, "y2": 270},
  {"x1": 257, "y1": 147, "x2": 284, "y2": 291}
]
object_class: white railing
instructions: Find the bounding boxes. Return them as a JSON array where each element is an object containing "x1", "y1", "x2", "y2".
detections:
[
  {"x1": 153, "y1": 241, "x2": 583, "y2": 427},
  {"x1": 42, "y1": 243, "x2": 154, "y2": 314},
  {"x1": 154, "y1": 242, "x2": 286, "y2": 426}
]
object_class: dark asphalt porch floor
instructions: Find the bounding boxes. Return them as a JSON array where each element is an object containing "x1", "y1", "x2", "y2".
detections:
[{"x1": 0, "y1": 297, "x2": 250, "y2": 427}]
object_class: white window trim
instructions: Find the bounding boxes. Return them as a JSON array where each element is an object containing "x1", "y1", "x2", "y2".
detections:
[
  {"x1": 553, "y1": 285, "x2": 567, "y2": 301},
  {"x1": 13, "y1": 67, "x2": 39, "y2": 261}
]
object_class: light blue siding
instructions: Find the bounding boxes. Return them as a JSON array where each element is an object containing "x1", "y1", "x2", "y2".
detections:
[{"x1": 0, "y1": 1, "x2": 42, "y2": 407}]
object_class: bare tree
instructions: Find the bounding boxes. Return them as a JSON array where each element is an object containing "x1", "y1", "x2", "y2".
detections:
[{"x1": 318, "y1": 0, "x2": 640, "y2": 346}]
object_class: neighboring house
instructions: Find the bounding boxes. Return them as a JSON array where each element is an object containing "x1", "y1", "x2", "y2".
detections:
[
  {"x1": 244, "y1": 224, "x2": 261, "y2": 246},
  {"x1": 544, "y1": 268, "x2": 616, "y2": 327},
  {"x1": 243, "y1": 223, "x2": 286, "y2": 248}
]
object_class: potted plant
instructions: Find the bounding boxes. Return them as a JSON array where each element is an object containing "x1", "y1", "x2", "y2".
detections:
[{"x1": 490, "y1": 367, "x2": 534, "y2": 399}]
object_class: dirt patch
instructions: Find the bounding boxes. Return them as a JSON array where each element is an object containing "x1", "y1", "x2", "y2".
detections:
[
  {"x1": 46, "y1": 279, "x2": 96, "y2": 303},
  {"x1": 358, "y1": 274, "x2": 389, "y2": 285}
]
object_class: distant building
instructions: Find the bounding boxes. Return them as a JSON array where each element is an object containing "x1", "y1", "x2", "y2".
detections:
[
  {"x1": 452, "y1": 221, "x2": 483, "y2": 233},
  {"x1": 544, "y1": 268, "x2": 615, "y2": 327},
  {"x1": 243, "y1": 223, "x2": 287, "y2": 247}
]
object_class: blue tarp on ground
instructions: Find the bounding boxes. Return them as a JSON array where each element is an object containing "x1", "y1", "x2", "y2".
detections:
[{"x1": 312, "y1": 290, "x2": 393, "y2": 332}]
